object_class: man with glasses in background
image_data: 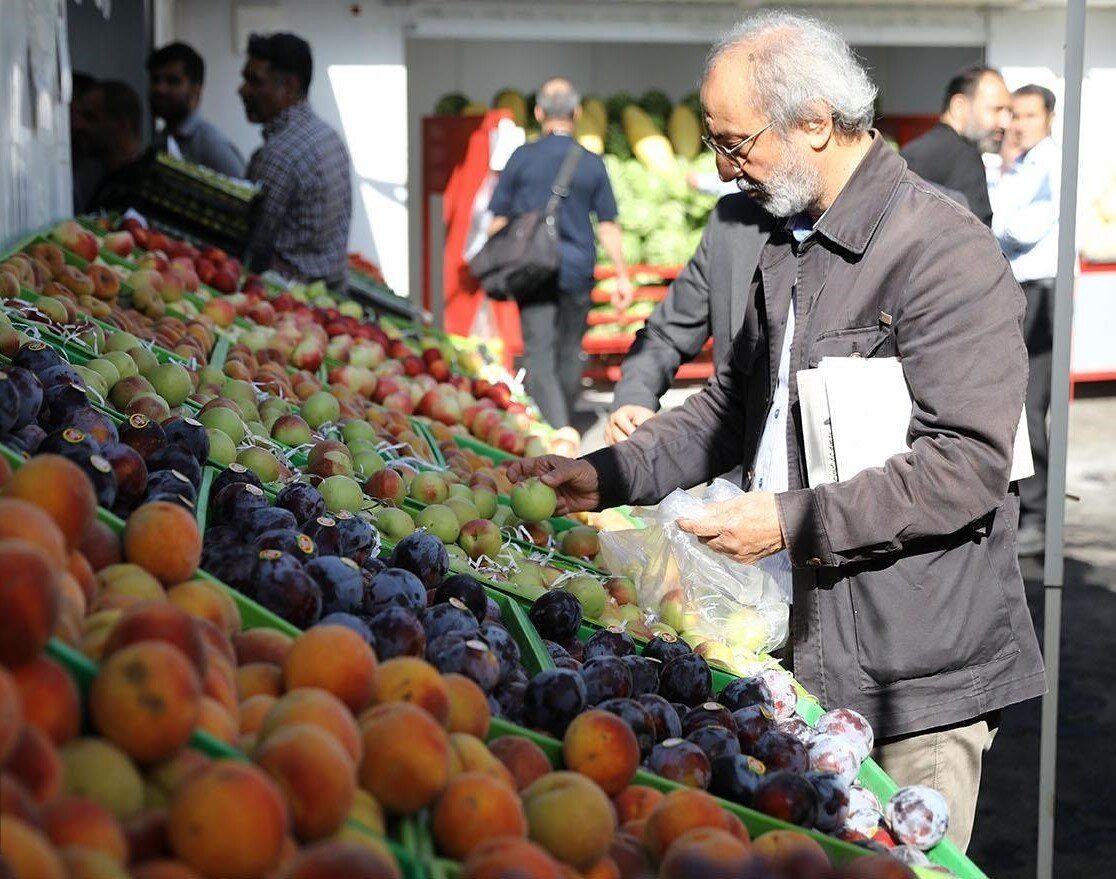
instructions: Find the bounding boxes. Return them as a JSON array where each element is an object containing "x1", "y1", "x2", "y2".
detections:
[{"x1": 516, "y1": 12, "x2": 1044, "y2": 850}]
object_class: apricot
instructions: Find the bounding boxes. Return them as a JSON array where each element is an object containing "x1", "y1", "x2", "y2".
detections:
[
  {"x1": 7, "y1": 725, "x2": 63, "y2": 805},
  {"x1": 194, "y1": 619, "x2": 236, "y2": 669},
  {"x1": 235, "y1": 662, "x2": 282, "y2": 700},
  {"x1": 2, "y1": 454, "x2": 96, "y2": 548},
  {"x1": 0, "y1": 539, "x2": 61, "y2": 666},
  {"x1": 1, "y1": 773, "x2": 42, "y2": 826},
  {"x1": 103, "y1": 602, "x2": 207, "y2": 676},
  {"x1": 89, "y1": 641, "x2": 202, "y2": 763},
  {"x1": 11, "y1": 656, "x2": 80, "y2": 746},
  {"x1": 837, "y1": 853, "x2": 917, "y2": 878},
  {"x1": 146, "y1": 751, "x2": 211, "y2": 804},
  {"x1": 444, "y1": 673, "x2": 491, "y2": 738},
  {"x1": 642, "y1": 789, "x2": 735, "y2": 860},
  {"x1": 57, "y1": 571, "x2": 88, "y2": 621},
  {"x1": 254, "y1": 723, "x2": 355, "y2": 842},
  {"x1": 80, "y1": 520, "x2": 122, "y2": 571},
  {"x1": 0, "y1": 498, "x2": 67, "y2": 569},
  {"x1": 80, "y1": 610, "x2": 124, "y2": 663},
  {"x1": 123, "y1": 808, "x2": 171, "y2": 863},
  {"x1": 562, "y1": 710, "x2": 640, "y2": 796},
  {"x1": 447, "y1": 733, "x2": 515, "y2": 788},
  {"x1": 201, "y1": 657, "x2": 239, "y2": 719},
  {"x1": 751, "y1": 828, "x2": 829, "y2": 864},
  {"x1": 196, "y1": 697, "x2": 237, "y2": 745},
  {"x1": 461, "y1": 837, "x2": 562, "y2": 879},
  {"x1": 233, "y1": 628, "x2": 293, "y2": 666},
  {"x1": 0, "y1": 815, "x2": 66, "y2": 879},
  {"x1": 283, "y1": 626, "x2": 377, "y2": 714},
  {"x1": 488, "y1": 736, "x2": 552, "y2": 792},
  {"x1": 0, "y1": 667, "x2": 23, "y2": 763},
  {"x1": 344, "y1": 789, "x2": 385, "y2": 836},
  {"x1": 60, "y1": 738, "x2": 145, "y2": 818},
  {"x1": 432, "y1": 772, "x2": 528, "y2": 860},
  {"x1": 238, "y1": 695, "x2": 276, "y2": 735},
  {"x1": 583, "y1": 857, "x2": 620, "y2": 879},
  {"x1": 168, "y1": 762, "x2": 289, "y2": 879},
  {"x1": 275, "y1": 840, "x2": 401, "y2": 879},
  {"x1": 63, "y1": 846, "x2": 130, "y2": 879},
  {"x1": 123, "y1": 502, "x2": 202, "y2": 585},
  {"x1": 259, "y1": 689, "x2": 362, "y2": 765},
  {"x1": 131, "y1": 861, "x2": 205, "y2": 879},
  {"x1": 612, "y1": 786, "x2": 663, "y2": 825},
  {"x1": 93, "y1": 564, "x2": 165, "y2": 611},
  {"x1": 167, "y1": 581, "x2": 240, "y2": 636},
  {"x1": 522, "y1": 771, "x2": 616, "y2": 869},
  {"x1": 371, "y1": 657, "x2": 450, "y2": 724},
  {"x1": 358, "y1": 702, "x2": 450, "y2": 814},
  {"x1": 608, "y1": 832, "x2": 652, "y2": 879},
  {"x1": 42, "y1": 796, "x2": 129, "y2": 864},
  {"x1": 659, "y1": 827, "x2": 751, "y2": 879},
  {"x1": 68, "y1": 551, "x2": 98, "y2": 606}
]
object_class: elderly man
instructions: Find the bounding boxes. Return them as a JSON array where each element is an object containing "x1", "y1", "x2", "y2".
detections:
[{"x1": 511, "y1": 12, "x2": 1044, "y2": 850}]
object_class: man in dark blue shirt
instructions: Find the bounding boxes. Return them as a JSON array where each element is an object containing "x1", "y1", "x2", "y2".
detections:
[{"x1": 488, "y1": 78, "x2": 633, "y2": 430}]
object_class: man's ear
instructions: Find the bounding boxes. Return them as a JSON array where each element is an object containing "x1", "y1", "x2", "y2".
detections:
[
  {"x1": 947, "y1": 93, "x2": 968, "y2": 121},
  {"x1": 803, "y1": 112, "x2": 833, "y2": 151},
  {"x1": 534, "y1": 105, "x2": 545, "y2": 125}
]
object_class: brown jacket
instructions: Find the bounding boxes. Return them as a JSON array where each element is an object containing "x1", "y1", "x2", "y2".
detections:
[{"x1": 584, "y1": 135, "x2": 1045, "y2": 738}]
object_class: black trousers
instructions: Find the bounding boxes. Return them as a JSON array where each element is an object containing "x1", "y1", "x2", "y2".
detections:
[
  {"x1": 1019, "y1": 278, "x2": 1055, "y2": 526},
  {"x1": 517, "y1": 282, "x2": 592, "y2": 429}
]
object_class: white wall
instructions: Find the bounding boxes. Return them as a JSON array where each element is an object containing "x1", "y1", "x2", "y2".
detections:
[{"x1": 170, "y1": 0, "x2": 410, "y2": 294}]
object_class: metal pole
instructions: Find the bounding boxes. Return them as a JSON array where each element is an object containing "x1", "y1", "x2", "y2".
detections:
[{"x1": 1036, "y1": 0, "x2": 1087, "y2": 875}]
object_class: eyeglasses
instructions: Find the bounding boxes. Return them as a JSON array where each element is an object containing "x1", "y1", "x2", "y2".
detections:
[{"x1": 701, "y1": 121, "x2": 774, "y2": 165}]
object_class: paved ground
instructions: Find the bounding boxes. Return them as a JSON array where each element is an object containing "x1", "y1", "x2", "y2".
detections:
[{"x1": 572, "y1": 382, "x2": 1116, "y2": 878}]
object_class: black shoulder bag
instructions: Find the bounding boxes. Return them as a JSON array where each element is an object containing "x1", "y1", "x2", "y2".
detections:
[{"x1": 469, "y1": 142, "x2": 583, "y2": 301}]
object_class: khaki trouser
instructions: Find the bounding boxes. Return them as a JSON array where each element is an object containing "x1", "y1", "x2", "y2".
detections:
[{"x1": 872, "y1": 712, "x2": 1000, "y2": 852}]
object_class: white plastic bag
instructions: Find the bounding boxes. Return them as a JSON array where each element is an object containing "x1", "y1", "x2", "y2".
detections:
[{"x1": 599, "y1": 479, "x2": 790, "y2": 664}]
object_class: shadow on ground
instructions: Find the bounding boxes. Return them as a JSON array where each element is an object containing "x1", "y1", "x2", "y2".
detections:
[{"x1": 968, "y1": 554, "x2": 1116, "y2": 878}]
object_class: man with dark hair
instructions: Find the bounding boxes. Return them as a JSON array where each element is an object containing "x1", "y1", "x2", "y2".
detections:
[
  {"x1": 85, "y1": 80, "x2": 148, "y2": 212},
  {"x1": 239, "y1": 32, "x2": 351, "y2": 288},
  {"x1": 487, "y1": 77, "x2": 634, "y2": 430},
  {"x1": 990, "y1": 83, "x2": 1061, "y2": 556},
  {"x1": 148, "y1": 42, "x2": 245, "y2": 177},
  {"x1": 901, "y1": 65, "x2": 1012, "y2": 226},
  {"x1": 71, "y1": 72, "x2": 104, "y2": 212}
]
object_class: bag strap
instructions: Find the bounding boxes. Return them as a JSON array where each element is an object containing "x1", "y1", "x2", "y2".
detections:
[{"x1": 545, "y1": 142, "x2": 584, "y2": 217}]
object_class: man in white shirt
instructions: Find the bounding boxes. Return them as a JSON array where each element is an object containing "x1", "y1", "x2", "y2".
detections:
[{"x1": 989, "y1": 84, "x2": 1060, "y2": 556}]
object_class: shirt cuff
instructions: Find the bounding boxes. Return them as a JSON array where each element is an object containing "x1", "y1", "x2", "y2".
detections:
[
  {"x1": 775, "y1": 488, "x2": 836, "y2": 569},
  {"x1": 581, "y1": 446, "x2": 629, "y2": 510}
]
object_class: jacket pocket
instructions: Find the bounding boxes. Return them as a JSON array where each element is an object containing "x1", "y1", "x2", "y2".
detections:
[
  {"x1": 808, "y1": 325, "x2": 896, "y2": 367},
  {"x1": 849, "y1": 538, "x2": 1020, "y2": 689}
]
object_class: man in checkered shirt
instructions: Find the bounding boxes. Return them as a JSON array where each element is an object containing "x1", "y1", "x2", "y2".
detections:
[{"x1": 240, "y1": 32, "x2": 352, "y2": 288}]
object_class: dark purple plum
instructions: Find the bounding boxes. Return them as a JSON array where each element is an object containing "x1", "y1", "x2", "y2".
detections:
[
  {"x1": 210, "y1": 476, "x2": 268, "y2": 526},
  {"x1": 244, "y1": 506, "x2": 298, "y2": 541},
  {"x1": 643, "y1": 632, "x2": 692, "y2": 664},
  {"x1": 318, "y1": 612, "x2": 374, "y2": 645},
  {"x1": 544, "y1": 640, "x2": 571, "y2": 662},
  {"x1": 145, "y1": 490, "x2": 196, "y2": 512},
  {"x1": 596, "y1": 697, "x2": 656, "y2": 758},
  {"x1": 42, "y1": 383, "x2": 90, "y2": 431},
  {"x1": 200, "y1": 541, "x2": 258, "y2": 596},
  {"x1": 750, "y1": 729, "x2": 809, "y2": 773},
  {"x1": 368, "y1": 606, "x2": 425, "y2": 659},
  {"x1": 202, "y1": 525, "x2": 240, "y2": 547},
  {"x1": 99, "y1": 442, "x2": 148, "y2": 508},
  {"x1": 433, "y1": 574, "x2": 487, "y2": 621},
  {"x1": 422, "y1": 598, "x2": 479, "y2": 642},
  {"x1": 584, "y1": 627, "x2": 636, "y2": 660},
  {"x1": 561, "y1": 637, "x2": 585, "y2": 663},
  {"x1": 13, "y1": 341, "x2": 63, "y2": 375},
  {"x1": 477, "y1": 622, "x2": 521, "y2": 683},
  {"x1": 428, "y1": 635, "x2": 501, "y2": 692},
  {"x1": 306, "y1": 555, "x2": 364, "y2": 615},
  {"x1": 621, "y1": 655, "x2": 660, "y2": 697},
  {"x1": 254, "y1": 549, "x2": 321, "y2": 628},
  {"x1": 553, "y1": 655, "x2": 582, "y2": 672},
  {"x1": 484, "y1": 596, "x2": 502, "y2": 623},
  {"x1": 118, "y1": 413, "x2": 166, "y2": 460},
  {"x1": 37, "y1": 362, "x2": 83, "y2": 390},
  {"x1": 80, "y1": 453, "x2": 117, "y2": 508},
  {"x1": 686, "y1": 725, "x2": 741, "y2": 762},
  {"x1": 333, "y1": 512, "x2": 377, "y2": 564},
  {"x1": 580, "y1": 656, "x2": 632, "y2": 705},
  {"x1": 305, "y1": 515, "x2": 342, "y2": 556},
  {"x1": 719, "y1": 675, "x2": 774, "y2": 713},
  {"x1": 67, "y1": 408, "x2": 118, "y2": 447},
  {"x1": 364, "y1": 567, "x2": 426, "y2": 615},
  {"x1": 528, "y1": 591, "x2": 582, "y2": 642},
  {"x1": 637, "y1": 693, "x2": 683, "y2": 743},
  {"x1": 161, "y1": 416, "x2": 209, "y2": 464},
  {"x1": 681, "y1": 702, "x2": 736, "y2": 737},
  {"x1": 523, "y1": 668, "x2": 587, "y2": 738},
  {"x1": 0, "y1": 372, "x2": 19, "y2": 434},
  {"x1": 146, "y1": 469, "x2": 197, "y2": 504},
  {"x1": 209, "y1": 462, "x2": 262, "y2": 500},
  {"x1": 361, "y1": 555, "x2": 386, "y2": 577},
  {"x1": 647, "y1": 738, "x2": 712, "y2": 789},
  {"x1": 38, "y1": 426, "x2": 101, "y2": 459},
  {"x1": 658, "y1": 653, "x2": 712, "y2": 707},
  {"x1": 805, "y1": 771, "x2": 849, "y2": 833},
  {"x1": 753, "y1": 770, "x2": 820, "y2": 827},
  {"x1": 4, "y1": 423, "x2": 45, "y2": 454},
  {"x1": 389, "y1": 530, "x2": 448, "y2": 589},
  {"x1": 145, "y1": 445, "x2": 202, "y2": 487},
  {"x1": 710, "y1": 754, "x2": 765, "y2": 807},
  {"x1": 5, "y1": 366, "x2": 43, "y2": 429},
  {"x1": 256, "y1": 529, "x2": 317, "y2": 564},
  {"x1": 733, "y1": 704, "x2": 778, "y2": 753},
  {"x1": 491, "y1": 678, "x2": 526, "y2": 724},
  {"x1": 275, "y1": 481, "x2": 327, "y2": 527}
]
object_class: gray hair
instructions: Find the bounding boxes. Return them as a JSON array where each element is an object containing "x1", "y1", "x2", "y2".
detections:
[
  {"x1": 705, "y1": 11, "x2": 877, "y2": 137},
  {"x1": 535, "y1": 78, "x2": 581, "y2": 121}
]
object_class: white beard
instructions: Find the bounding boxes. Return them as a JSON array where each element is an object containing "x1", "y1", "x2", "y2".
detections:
[{"x1": 736, "y1": 140, "x2": 822, "y2": 218}]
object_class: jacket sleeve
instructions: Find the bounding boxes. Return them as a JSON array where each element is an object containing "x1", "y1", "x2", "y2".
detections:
[
  {"x1": 775, "y1": 223, "x2": 1027, "y2": 568},
  {"x1": 612, "y1": 228, "x2": 714, "y2": 411},
  {"x1": 584, "y1": 324, "x2": 750, "y2": 508}
]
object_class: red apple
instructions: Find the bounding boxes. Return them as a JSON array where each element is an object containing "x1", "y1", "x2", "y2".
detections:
[
  {"x1": 211, "y1": 266, "x2": 238, "y2": 294},
  {"x1": 247, "y1": 300, "x2": 276, "y2": 326},
  {"x1": 103, "y1": 230, "x2": 135, "y2": 256},
  {"x1": 202, "y1": 298, "x2": 236, "y2": 328}
]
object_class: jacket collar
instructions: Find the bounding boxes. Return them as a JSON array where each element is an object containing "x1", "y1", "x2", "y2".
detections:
[
  {"x1": 263, "y1": 101, "x2": 312, "y2": 140},
  {"x1": 810, "y1": 132, "x2": 905, "y2": 256}
]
